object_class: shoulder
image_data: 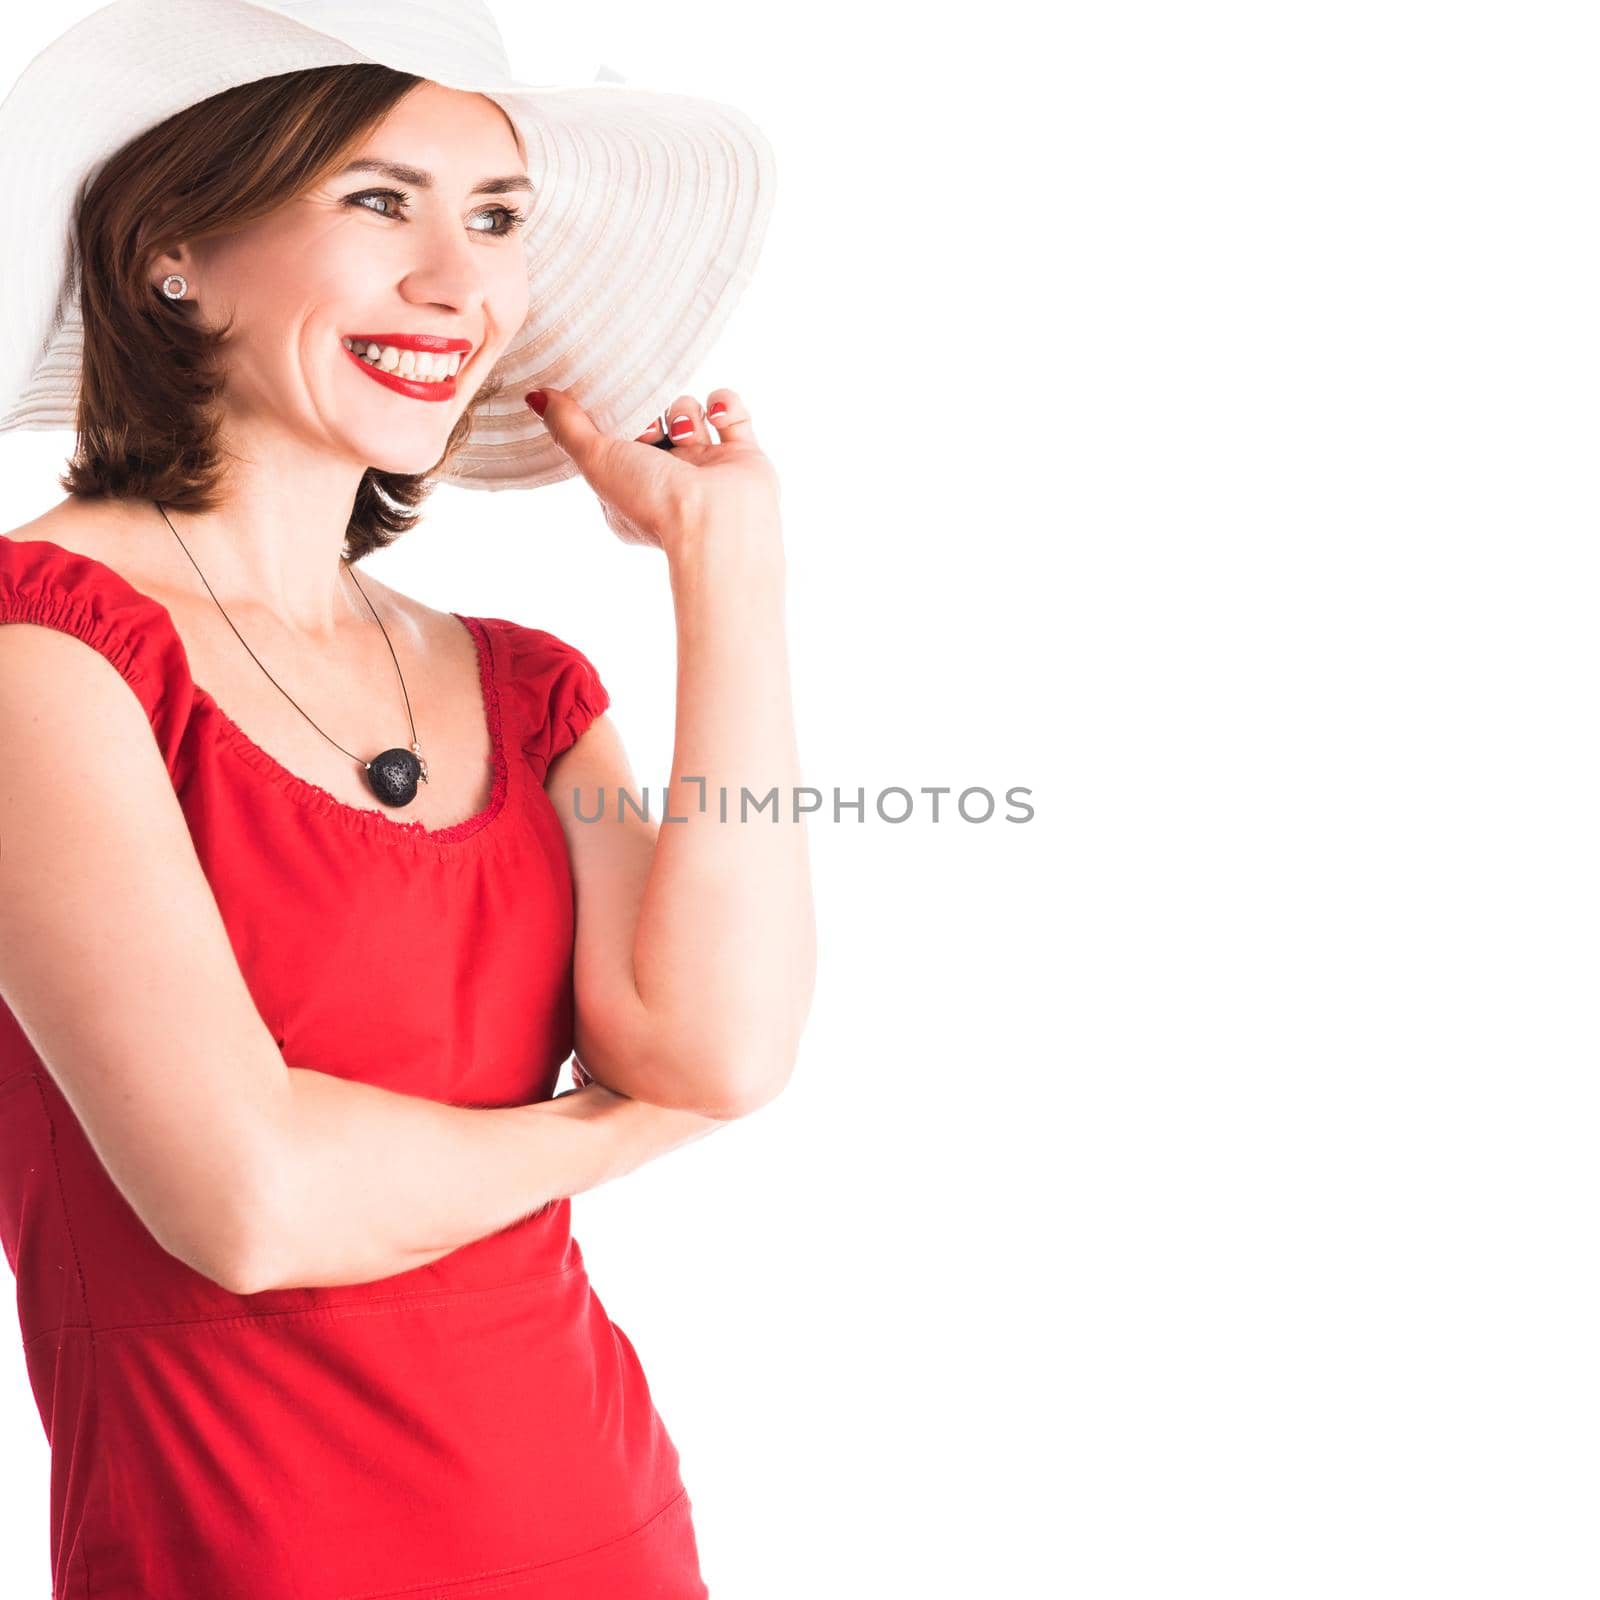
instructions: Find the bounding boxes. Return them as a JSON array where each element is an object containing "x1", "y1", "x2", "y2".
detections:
[
  {"x1": 5, "y1": 495, "x2": 458, "y2": 659},
  {"x1": 0, "y1": 495, "x2": 175, "y2": 642},
  {"x1": 468, "y1": 614, "x2": 612, "y2": 783},
  {"x1": 360, "y1": 585, "x2": 612, "y2": 783},
  {"x1": 6, "y1": 494, "x2": 158, "y2": 569},
  {"x1": 1, "y1": 495, "x2": 179, "y2": 617},
  {"x1": 493, "y1": 617, "x2": 609, "y2": 711},
  {"x1": 0, "y1": 498, "x2": 196, "y2": 752}
]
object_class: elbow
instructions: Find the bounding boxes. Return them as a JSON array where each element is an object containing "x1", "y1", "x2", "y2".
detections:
[
  {"x1": 717, "y1": 1002, "x2": 809, "y2": 1116},
  {"x1": 732, "y1": 1054, "x2": 798, "y2": 1118},
  {"x1": 591, "y1": 1016, "x2": 802, "y2": 1118},
  {"x1": 203, "y1": 1248, "x2": 275, "y2": 1299},
  {"x1": 224, "y1": 1167, "x2": 294, "y2": 1295},
  {"x1": 174, "y1": 1217, "x2": 280, "y2": 1297},
  {"x1": 688, "y1": 1046, "x2": 797, "y2": 1121},
  {"x1": 179, "y1": 1199, "x2": 283, "y2": 1297},
  {"x1": 215, "y1": 1222, "x2": 285, "y2": 1297},
  {"x1": 150, "y1": 1066, "x2": 298, "y2": 1296},
  {"x1": 174, "y1": 1154, "x2": 290, "y2": 1297}
]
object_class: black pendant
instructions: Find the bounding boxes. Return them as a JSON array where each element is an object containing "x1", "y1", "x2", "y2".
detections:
[{"x1": 365, "y1": 747, "x2": 427, "y2": 808}]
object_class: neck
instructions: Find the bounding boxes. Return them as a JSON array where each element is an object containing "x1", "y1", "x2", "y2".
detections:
[{"x1": 153, "y1": 433, "x2": 373, "y2": 643}]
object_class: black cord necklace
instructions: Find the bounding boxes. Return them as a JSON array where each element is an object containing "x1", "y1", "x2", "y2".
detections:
[{"x1": 154, "y1": 500, "x2": 431, "y2": 808}]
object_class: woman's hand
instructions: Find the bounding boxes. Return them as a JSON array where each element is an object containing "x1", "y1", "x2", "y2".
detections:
[{"x1": 526, "y1": 386, "x2": 781, "y2": 558}]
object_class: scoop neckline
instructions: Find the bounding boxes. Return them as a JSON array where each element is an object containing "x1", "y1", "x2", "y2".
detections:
[
  {"x1": 6, "y1": 532, "x2": 513, "y2": 848},
  {"x1": 199, "y1": 612, "x2": 511, "y2": 845}
]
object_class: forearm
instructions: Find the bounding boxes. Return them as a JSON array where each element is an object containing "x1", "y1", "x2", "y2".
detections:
[
  {"x1": 242, "y1": 1068, "x2": 722, "y2": 1293},
  {"x1": 623, "y1": 526, "x2": 817, "y2": 1107}
]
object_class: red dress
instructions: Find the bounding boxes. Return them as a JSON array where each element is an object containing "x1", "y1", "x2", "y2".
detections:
[{"x1": 0, "y1": 535, "x2": 708, "y2": 1599}]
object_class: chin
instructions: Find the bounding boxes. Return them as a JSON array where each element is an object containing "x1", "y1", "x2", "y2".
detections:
[
  {"x1": 343, "y1": 431, "x2": 457, "y2": 478},
  {"x1": 365, "y1": 450, "x2": 446, "y2": 475}
]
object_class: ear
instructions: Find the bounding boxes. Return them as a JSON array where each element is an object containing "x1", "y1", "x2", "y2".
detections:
[{"x1": 148, "y1": 243, "x2": 196, "y2": 300}]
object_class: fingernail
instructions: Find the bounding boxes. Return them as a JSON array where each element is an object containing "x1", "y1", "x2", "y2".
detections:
[
  {"x1": 708, "y1": 403, "x2": 727, "y2": 420},
  {"x1": 525, "y1": 390, "x2": 546, "y2": 416},
  {"x1": 669, "y1": 413, "x2": 694, "y2": 439}
]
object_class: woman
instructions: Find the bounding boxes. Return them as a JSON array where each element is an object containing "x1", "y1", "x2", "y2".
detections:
[{"x1": 0, "y1": 5, "x2": 813, "y2": 1596}]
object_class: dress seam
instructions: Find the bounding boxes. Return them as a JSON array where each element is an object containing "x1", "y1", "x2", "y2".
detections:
[
  {"x1": 333, "y1": 1485, "x2": 692, "y2": 1600},
  {"x1": 81, "y1": 1259, "x2": 585, "y2": 1338}
]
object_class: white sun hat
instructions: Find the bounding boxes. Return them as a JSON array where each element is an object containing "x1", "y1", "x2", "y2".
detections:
[{"x1": 0, "y1": 0, "x2": 775, "y2": 492}]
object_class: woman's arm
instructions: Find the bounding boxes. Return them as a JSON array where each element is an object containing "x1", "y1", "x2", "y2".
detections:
[
  {"x1": 0, "y1": 618, "x2": 725, "y2": 1299},
  {"x1": 547, "y1": 522, "x2": 817, "y2": 1120},
  {"x1": 247, "y1": 1070, "x2": 726, "y2": 1293}
]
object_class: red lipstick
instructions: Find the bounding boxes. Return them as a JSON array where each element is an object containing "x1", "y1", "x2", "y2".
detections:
[
  {"x1": 344, "y1": 333, "x2": 473, "y2": 353},
  {"x1": 342, "y1": 334, "x2": 473, "y2": 403}
]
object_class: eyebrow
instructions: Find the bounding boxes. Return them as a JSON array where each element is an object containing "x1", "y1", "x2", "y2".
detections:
[{"x1": 335, "y1": 159, "x2": 534, "y2": 198}]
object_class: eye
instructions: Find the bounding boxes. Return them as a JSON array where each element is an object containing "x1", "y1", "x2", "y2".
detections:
[
  {"x1": 345, "y1": 188, "x2": 528, "y2": 237},
  {"x1": 472, "y1": 204, "x2": 528, "y2": 236},
  {"x1": 347, "y1": 187, "x2": 412, "y2": 219}
]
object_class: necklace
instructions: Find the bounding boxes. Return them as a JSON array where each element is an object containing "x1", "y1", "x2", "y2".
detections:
[{"x1": 154, "y1": 500, "x2": 431, "y2": 808}]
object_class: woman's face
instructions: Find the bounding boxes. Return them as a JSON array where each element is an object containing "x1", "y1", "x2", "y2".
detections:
[{"x1": 180, "y1": 80, "x2": 533, "y2": 476}]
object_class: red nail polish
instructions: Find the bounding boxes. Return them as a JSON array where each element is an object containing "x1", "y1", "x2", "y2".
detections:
[
  {"x1": 525, "y1": 390, "x2": 546, "y2": 416},
  {"x1": 708, "y1": 403, "x2": 727, "y2": 419}
]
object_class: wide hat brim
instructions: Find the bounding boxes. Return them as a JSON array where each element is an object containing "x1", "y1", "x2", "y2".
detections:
[{"x1": 0, "y1": 0, "x2": 775, "y2": 492}]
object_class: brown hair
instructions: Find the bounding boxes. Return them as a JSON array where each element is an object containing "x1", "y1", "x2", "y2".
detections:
[{"x1": 59, "y1": 65, "x2": 516, "y2": 564}]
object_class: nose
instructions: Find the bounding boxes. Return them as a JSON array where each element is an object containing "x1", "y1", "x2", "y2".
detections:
[{"x1": 398, "y1": 220, "x2": 486, "y2": 319}]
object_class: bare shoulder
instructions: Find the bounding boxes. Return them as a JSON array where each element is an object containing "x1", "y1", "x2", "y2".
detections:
[
  {"x1": 4, "y1": 493, "x2": 181, "y2": 598},
  {"x1": 8, "y1": 493, "x2": 141, "y2": 550},
  {"x1": 4, "y1": 494, "x2": 449, "y2": 647}
]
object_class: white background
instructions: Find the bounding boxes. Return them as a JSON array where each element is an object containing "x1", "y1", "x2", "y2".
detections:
[{"x1": 2, "y1": 2, "x2": 1596, "y2": 1595}]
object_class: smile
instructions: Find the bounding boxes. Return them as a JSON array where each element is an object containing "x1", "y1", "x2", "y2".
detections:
[{"x1": 341, "y1": 335, "x2": 472, "y2": 402}]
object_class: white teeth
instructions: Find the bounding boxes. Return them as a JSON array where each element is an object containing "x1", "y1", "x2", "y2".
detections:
[{"x1": 342, "y1": 338, "x2": 465, "y2": 382}]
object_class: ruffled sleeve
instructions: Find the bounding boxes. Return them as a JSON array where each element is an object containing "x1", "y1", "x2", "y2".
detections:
[
  {"x1": 491, "y1": 619, "x2": 611, "y2": 784},
  {"x1": 0, "y1": 535, "x2": 195, "y2": 768}
]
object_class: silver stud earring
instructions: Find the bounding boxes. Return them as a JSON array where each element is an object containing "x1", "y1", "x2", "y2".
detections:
[{"x1": 160, "y1": 274, "x2": 188, "y2": 300}]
